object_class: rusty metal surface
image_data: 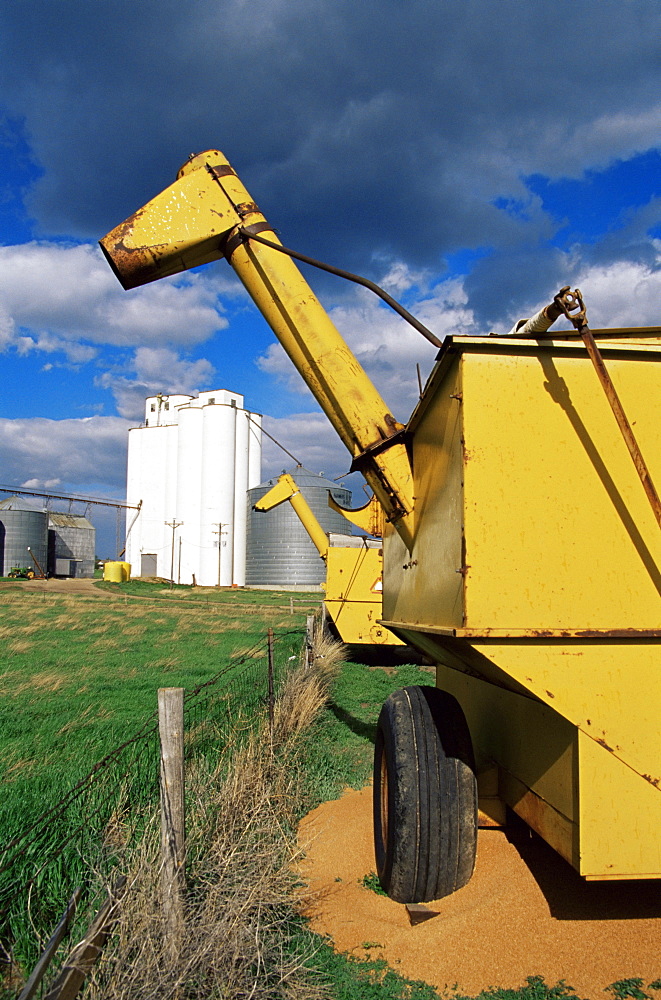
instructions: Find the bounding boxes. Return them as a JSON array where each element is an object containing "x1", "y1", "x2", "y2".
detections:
[
  {"x1": 99, "y1": 207, "x2": 159, "y2": 290},
  {"x1": 381, "y1": 621, "x2": 661, "y2": 639}
]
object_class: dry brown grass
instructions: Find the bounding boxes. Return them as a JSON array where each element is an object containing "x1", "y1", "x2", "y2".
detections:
[
  {"x1": 89, "y1": 621, "x2": 114, "y2": 635},
  {"x1": 50, "y1": 614, "x2": 85, "y2": 631},
  {"x1": 14, "y1": 623, "x2": 42, "y2": 636},
  {"x1": 87, "y1": 628, "x2": 344, "y2": 1000},
  {"x1": 274, "y1": 632, "x2": 345, "y2": 740},
  {"x1": 120, "y1": 624, "x2": 147, "y2": 638},
  {"x1": 149, "y1": 657, "x2": 182, "y2": 672},
  {"x1": 12, "y1": 670, "x2": 69, "y2": 694},
  {"x1": 90, "y1": 637, "x2": 122, "y2": 651},
  {"x1": 6, "y1": 640, "x2": 34, "y2": 655}
]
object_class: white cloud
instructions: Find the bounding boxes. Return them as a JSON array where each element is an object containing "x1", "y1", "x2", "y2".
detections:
[
  {"x1": 258, "y1": 274, "x2": 475, "y2": 419},
  {"x1": 96, "y1": 346, "x2": 217, "y2": 419},
  {"x1": 0, "y1": 415, "x2": 131, "y2": 493},
  {"x1": 531, "y1": 107, "x2": 661, "y2": 180},
  {"x1": 0, "y1": 242, "x2": 236, "y2": 357},
  {"x1": 572, "y1": 253, "x2": 661, "y2": 329},
  {"x1": 21, "y1": 477, "x2": 62, "y2": 489},
  {"x1": 261, "y1": 412, "x2": 350, "y2": 480}
]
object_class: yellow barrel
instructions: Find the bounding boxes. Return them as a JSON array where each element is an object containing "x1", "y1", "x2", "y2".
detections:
[{"x1": 103, "y1": 561, "x2": 128, "y2": 582}]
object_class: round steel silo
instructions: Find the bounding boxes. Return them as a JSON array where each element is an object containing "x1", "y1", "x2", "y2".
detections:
[
  {"x1": 0, "y1": 497, "x2": 49, "y2": 577},
  {"x1": 246, "y1": 467, "x2": 352, "y2": 587}
]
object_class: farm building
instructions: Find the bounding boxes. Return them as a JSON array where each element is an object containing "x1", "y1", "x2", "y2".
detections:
[{"x1": 47, "y1": 513, "x2": 95, "y2": 578}]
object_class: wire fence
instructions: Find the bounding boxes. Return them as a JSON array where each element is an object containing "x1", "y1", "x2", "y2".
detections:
[{"x1": 0, "y1": 626, "x2": 305, "y2": 986}]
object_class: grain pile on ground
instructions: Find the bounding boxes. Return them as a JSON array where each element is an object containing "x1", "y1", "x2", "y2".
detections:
[{"x1": 299, "y1": 786, "x2": 661, "y2": 1000}]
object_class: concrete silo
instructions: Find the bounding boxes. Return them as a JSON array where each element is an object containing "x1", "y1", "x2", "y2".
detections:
[
  {"x1": 126, "y1": 390, "x2": 262, "y2": 585},
  {"x1": 246, "y1": 467, "x2": 353, "y2": 588},
  {"x1": 0, "y1": 497, "x2": 49, "y2": 577}
]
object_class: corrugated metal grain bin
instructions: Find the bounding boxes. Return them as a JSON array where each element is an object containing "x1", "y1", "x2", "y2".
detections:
[
  {"x1": 246, "y1": 467, "x2": 352, "y2": 587},
  {"x1": 0, "y1": 497, "x2": 48, "y2": 577},
  {"x1": 48, "y1": 513, "x2": 96, "y2": 578}
]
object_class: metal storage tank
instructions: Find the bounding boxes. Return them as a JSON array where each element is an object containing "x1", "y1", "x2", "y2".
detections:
[
  {"x1": 47, "y1": 514, "x2": 96, "y2": 578},
  {"x1": 246, "y1": 467, "x2": 353, "y2": 588},
  {"x1": 0, "y1": 497, "x2": 49, "y2": 577}
]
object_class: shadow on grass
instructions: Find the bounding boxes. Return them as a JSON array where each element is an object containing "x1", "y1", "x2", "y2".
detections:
[{"x1": 328, "y1": 702, "x2": 377, "y2": 743}]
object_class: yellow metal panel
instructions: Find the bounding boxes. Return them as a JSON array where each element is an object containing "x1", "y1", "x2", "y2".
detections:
[
  {"x1": 436, "y1": 662, "x2": 577, "y2": 823},
  {"x1": 468, "y1": 639, "x2": 661, "y2": 789},
  {"x1": 432, "y1": 638, "x2": 661, "y2": 878},
  {"x1": 382, "y1": 625, "x2": 661, "y2": 875},
  {"x1": 382, "y1": 357, "x2": 464, "y2": 628},
  {"x1": 499, "y1": 769, "x2": 576, "y2": 867},
  {"x1": 578, "y1": 730, "x2": 661, "y2": 878},
  {"x1": 327, "y1": 493, "x2": 384, "y2": 536},
  {"x1": 460, "y1": 346, "x2": 661, "y2": 629},
  {"x1": 476, "y1": 765, "x2": 507, "y2": 826},
  {"x1": 325, "y1": 546, "x2": 403, "y2": 645}
]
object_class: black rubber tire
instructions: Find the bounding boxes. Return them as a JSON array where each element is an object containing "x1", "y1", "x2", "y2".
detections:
[{"x1": 373, "y1": 685, "x2": 477, "y2": 903}]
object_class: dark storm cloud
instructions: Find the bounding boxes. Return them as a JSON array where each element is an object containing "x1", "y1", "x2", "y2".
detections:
[{"x1": 1, "y1": 0, "x2": 659, "y2": 321}]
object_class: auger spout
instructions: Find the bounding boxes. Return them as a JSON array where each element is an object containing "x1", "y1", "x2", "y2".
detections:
[{"x1": 100, "y1": 149, "x2": 415, "y2": 549}]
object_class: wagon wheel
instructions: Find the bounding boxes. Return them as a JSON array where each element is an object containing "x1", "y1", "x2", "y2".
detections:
[{"x1": 373, "y1": 685, "x2": 477, "y2": 903}]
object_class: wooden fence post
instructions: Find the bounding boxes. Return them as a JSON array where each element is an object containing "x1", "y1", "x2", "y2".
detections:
[
  {"x1": 267, "y1": 628, "x2": 275, "y2": 734},
  {"x1": 158, "y1": 687, "x2": 185, "y2": 963},
  {"x1": 305, "y1": 615, "x2": 315, "y2": 670}
]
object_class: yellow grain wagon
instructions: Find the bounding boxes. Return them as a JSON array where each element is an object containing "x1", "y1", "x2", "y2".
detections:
[
  {"x1": 255, "y1": 472, "x2": 401, "y2": 646},
  {"x1": 100, "y1": 149, "x2": 660, "y2": 903}
]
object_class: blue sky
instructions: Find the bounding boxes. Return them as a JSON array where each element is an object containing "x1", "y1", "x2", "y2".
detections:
[{"x1": 1, "y1": 0, "x2": 660, "y2": 555}]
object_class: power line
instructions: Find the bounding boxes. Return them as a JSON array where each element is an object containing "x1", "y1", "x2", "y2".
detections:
[{"x1": 246, "y1": 413, "x2": 302, "y2": 467}]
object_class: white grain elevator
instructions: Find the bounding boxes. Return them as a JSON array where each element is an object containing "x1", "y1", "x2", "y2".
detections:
[{"x1": 126, "y1": 390, "x2": 262, "y2": 586}]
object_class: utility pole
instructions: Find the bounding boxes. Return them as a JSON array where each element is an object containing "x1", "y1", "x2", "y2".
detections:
[
  {"x1": 165, "y1": 519, "x2": 183, "y2": 590},
  {"x1": 213, "y1": 523, "x2": 228, "y2": 587}
]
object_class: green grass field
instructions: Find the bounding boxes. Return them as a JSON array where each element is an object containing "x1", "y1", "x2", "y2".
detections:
[{"x1": 0, "y1": 581, "x2": 320, "y2": 782}]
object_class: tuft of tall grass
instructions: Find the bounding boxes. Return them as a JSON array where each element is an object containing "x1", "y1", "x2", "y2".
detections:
[{"x1": 86, "y1": 630, "x2": 344, "y2": 1000}]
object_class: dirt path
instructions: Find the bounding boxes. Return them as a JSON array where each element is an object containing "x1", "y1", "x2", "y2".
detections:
[
  {"x1": 298, "y1": 786, "x2": 661, "y2": 999},
  {"x1": 0, "y1": 578, "x2": 107, "y2": 597}
]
